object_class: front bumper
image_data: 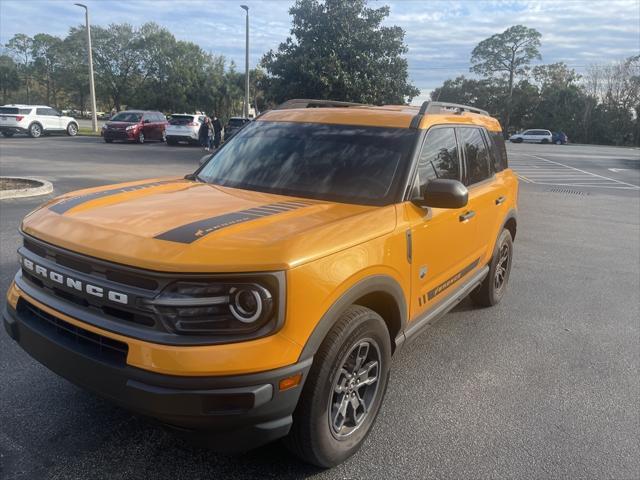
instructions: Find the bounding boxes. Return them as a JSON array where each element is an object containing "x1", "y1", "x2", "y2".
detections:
[
  {"x1": 3, "y1": 297, "x2": 311, "y2": 451},
  {"x1": 102, "y1": 129, "x2": 137, "y2": 141}
]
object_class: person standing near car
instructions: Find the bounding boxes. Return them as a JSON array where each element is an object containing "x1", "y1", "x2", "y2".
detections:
[
  {"x1": 199, "y1": 115, "x2": 210, "y2": 151},
  {"x1": 211, "y1": 112, "x2": 222, "y2": 149}
]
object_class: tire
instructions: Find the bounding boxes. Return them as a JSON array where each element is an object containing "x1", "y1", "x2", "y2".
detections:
[
  {"x1": 555, "y1": 140, "x2": 562, "y2": 145},
  {"x1": 137, "y1": 132, "x2": 145, "y2": 144},
  {"x1": 511, "y1": 138, "x2": 523, "y2": 143},
  {"x1": 285, "y1": 305, "x2": 391, "y2": 468},
  {"x1": 104, "y1": 138, "x2": 113, "y2": 143},
  {"x1": 28, "y1": 123, "x2": 43, "y2": 138},
  {"x1": 66, "y1": 122, "x2": 78, "y2": 136},
  {"x1": 541, "y1": 138, "x2": 549, "y2": 144},
  {"x1": 161, "y1": 130, "x2": 166, "y2": 143},
  {"x1": 1, "y1": 132, "x2": 14, "y2": 138},
  {"x1": 471, "y1": 229, "x2": 513, "y2": 307},
  {"x1": 167, "y1": 138, "x2": 177, "y2": 146}
]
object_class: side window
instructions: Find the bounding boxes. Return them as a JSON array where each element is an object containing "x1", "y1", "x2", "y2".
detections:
[
  {"x1": 458, "y1": 127, "x2": 491, "y2": 185},
  {"x1": 416, "y1": 127, "x2": 460, "y2": 194},
  {"x1": 487, "y1": 131, "x2": 508, "y2": 172},
  {"x1": 36, "y1": 108, "x2": 51, "y2": 116}
]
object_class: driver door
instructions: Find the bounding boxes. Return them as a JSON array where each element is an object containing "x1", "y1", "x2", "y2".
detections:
[{"x1": 405, "y1": 126, "x2": 480, "y2": 321}]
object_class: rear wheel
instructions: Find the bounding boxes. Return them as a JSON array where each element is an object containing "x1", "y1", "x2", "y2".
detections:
[
  {"x1": 28, "y1": 123, "x2": 43, "y2": 138},
  {"x1": 285, "y1": 305, "x2": 391, "y2": 468},
  {"x1": 66, "y1": 123, "x2": 78, "y2": 136},
  {"x1": 471, "y1": 229, "x2": 513, "y2": 307}
]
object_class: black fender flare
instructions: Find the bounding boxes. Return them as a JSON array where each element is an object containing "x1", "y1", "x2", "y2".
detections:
[
  {"x1": 298, "y1": 274, "x2": 408, "y2": 361},
  {"x1": 491, "y1": 209, "x2": 517, "y2": 260}
]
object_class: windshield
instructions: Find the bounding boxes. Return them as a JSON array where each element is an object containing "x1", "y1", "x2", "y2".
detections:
[
  {"x1": 111, "y1": 112, "x2": 142, "y2": 122},
  {"x1": 197, "y1": 121, "x2": 417, "y2": 205},
  {"x1": 228, "y1": 118, "x2": 248, "y2": 127}
]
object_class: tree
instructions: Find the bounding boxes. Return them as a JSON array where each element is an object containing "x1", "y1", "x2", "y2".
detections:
[
  {"x1": 31, "y1": 33, "x2": 64, "y2": 106},
  {"x1": 5, "y1": 33, "x2": 34, "y2": 103},
  {"x1": 262, "y1": 0, "x2": 419, "y2": 104},
  {"x1": 59, "y1": 27, "x2": 90, "y2": 114},
  {"x1": 0, "y1": 55, "x2": 21, "y2": 103},
  {"x1": 471, "y1": 25, "x2": 541, "y2": 133}
]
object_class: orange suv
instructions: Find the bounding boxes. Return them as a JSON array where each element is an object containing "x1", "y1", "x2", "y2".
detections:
[{"x1": 4, "y1": 99, "x2": 518, "y2": 467}]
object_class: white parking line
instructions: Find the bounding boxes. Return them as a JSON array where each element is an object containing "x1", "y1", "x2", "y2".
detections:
[{"x1": 508, "y1": 154, "x2": 640, "y2": 190}]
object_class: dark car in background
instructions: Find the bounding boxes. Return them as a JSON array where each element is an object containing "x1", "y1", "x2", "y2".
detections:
[
  {"x1": 224, "y1": 116, "x2": 251, "y2": 141},
  {"x1": 552, "y1": 131, "x2": 568, "y2": 145},
  {"x1": 102, "y1": 110, "x2": 168, "y2": 144}
]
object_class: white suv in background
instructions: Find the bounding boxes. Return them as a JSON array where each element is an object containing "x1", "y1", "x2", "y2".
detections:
[
  {"x1": 165, "y1": 113, "x2": 205, "y2": 145},
  {"x1": 509, "y1": 129, "x2": 553, "y2": 144},
  {"x1": 0, "y1": 105, "x2": 79, "y2": 138}
]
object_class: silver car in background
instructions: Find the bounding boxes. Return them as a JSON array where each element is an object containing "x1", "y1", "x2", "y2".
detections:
[
  {"x1": 165, "y1": 114, "x2": 205, "y2": 145},
  {"x1": 509, "y1": 129, "x2": 553, "y2": 144}
]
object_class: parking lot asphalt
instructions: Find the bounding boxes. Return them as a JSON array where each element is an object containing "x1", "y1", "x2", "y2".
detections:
[{"x1": 0, "y1": 137, "x2": 639, "y2": 479}]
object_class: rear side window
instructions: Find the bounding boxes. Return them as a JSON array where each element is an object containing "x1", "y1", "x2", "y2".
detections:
[
  {"x1": 36, "y1": 108, "x2": 57, "y2": 116},
  {"x1": 458, "y1": 127, "x2": 491, "y2": 185},
  {"x1": 487, "y1": 131, "x2": 508, "y2": 172},
  {"x1": 416, "y1": 127, "x2": 460, "y2": 193}
]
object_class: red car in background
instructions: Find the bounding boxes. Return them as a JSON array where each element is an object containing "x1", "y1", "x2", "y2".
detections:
[{"x1": 102, "y1": 110, "x2": 168, "y2": 144}]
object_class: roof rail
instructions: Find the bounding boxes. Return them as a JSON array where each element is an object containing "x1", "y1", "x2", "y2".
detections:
[
  {"x1": 409, "y1": 101, "x2": 489, "y2": 128},
  {"x1": 273, "y1": 99, "x2": 369, "y2": 110}
]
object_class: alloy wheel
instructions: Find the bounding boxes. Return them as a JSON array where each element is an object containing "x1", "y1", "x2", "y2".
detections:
[
  {"x1": 329, "y1": 338, "x2": 381, "y2": 439},
  {"x1": 494, "y1": 243, "x2": 510, "y2": 292}
]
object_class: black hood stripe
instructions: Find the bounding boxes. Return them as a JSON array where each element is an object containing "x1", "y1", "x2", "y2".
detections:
[
  {"x1": 49, "y1": 180, "x2": 177, "y2": 214},
  {"x1": 155, "y1": 201, "x2": 313, "y2": 244}
]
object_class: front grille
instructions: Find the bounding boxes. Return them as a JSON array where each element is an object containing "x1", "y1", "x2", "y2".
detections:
[
  {"x1": 22, "y1": 238, "x2": 159, "y2": 291},
  {"x1": 17, "y1": 298, "x2": 128, "y2": 367}
]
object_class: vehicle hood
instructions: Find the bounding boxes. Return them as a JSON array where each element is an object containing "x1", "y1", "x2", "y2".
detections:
[
  {"x1": 22, "y1": 178, "x2": 397, "y2": 272},
  {"x1": 106, "y1": 121, "x2": 137, "y2": 127}
]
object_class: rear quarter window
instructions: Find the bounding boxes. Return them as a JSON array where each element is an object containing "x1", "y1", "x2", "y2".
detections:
[{"x1": 487, "y1": 131, "x2": 508, "y2": 172}]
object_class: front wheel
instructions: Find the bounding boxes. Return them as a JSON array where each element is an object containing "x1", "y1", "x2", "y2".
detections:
[
  {"x1": 137, "y1": 132, "x2": 145, "y2": 144},
  {"x1": 541, "y1": 138, "x2": 549, "y2": 144},
  {"x1": 471, "y1": 229, "x2": 513, "y2": 307},
  {"x1": 66, "y1": 123, "x2": 78, "y2": 136},
  {"x1": 285, "y1": 305, "x2": 391, "y2": 468}
]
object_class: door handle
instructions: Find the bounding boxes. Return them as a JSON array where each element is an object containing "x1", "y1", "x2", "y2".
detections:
[
  {"x1": 495, "y1": 196, "x2": 506, "y2": 205},
  {"x1": 459, "y1": 211, "x2": 475, "y2": 222}
]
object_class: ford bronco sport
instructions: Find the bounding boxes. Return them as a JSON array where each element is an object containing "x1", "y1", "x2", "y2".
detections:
[{"x1": 4, "y1": 99, "x2": 518, "y2": 467}]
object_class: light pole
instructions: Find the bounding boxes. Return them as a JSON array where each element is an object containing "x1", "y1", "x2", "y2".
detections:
[
  {"x1": 240, "y1": 5, "x2": 250, "y2": 118},
  {"x1": 75, "y1": 3, "x2": 98, "y2": 132}
]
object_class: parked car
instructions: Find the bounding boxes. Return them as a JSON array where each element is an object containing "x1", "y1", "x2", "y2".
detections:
[
  {"x1": 0, "y1": 104, "x2": 79, "y2": 138},
  {"x1": 165, "y1": 114, "x2": 205, "y2": 145},
  {"x1": 509, "y1": 129, "x2": 553, "y2": 143},
  {"x1": 224, "y1": 116, "x2": 251, "y2": 141},
  {"x1": 101, "y1": 110, "x2": 168, "y2": 144},
  {"x1": 552, "y1": 131, "x2": 568, "y2": 145},
  {"x1": 4, "y1": 99, "x2": 518, "y2": 467}
]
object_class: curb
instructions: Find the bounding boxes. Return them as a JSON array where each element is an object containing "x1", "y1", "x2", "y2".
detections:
[{"x1": 0, "y1": 177, "x2": 54, "y2": 200}]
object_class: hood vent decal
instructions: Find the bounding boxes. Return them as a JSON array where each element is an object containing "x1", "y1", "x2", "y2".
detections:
[
  {"x1": 49, "y1": 180, "x2": 178, "y2": 215},
  {"x1": 155, "y1": 201, "x2": 313, "y2": 244}
]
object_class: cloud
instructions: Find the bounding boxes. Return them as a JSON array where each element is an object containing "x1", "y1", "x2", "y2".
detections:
[{"x1": 1, "y1": 0, "x2": 638, "y2": 95}]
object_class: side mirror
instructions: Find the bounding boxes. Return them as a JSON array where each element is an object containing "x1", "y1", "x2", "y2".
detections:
[
  {"x1": 414, "y1": 179, "x2": 468, "y2": 209},
  {"x1": 144, "y1": 119, "x2": 150, "y2": 124}
]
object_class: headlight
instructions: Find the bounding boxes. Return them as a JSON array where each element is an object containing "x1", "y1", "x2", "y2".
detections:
[
  {"x1": 143, "y1": 278, "x2": 278, "y2": 336},
  {"x1": 126, "y1": 125, "x2": 138, "y2": 131}
]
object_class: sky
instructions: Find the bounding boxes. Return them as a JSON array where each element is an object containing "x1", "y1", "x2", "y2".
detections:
[{"x1": 1, "y1": 0, "x2": 639, "y2": 104}]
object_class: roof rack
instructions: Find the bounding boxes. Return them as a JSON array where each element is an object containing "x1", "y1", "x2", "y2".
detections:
[
  {"x1": 409, "y1": 101, "x2": 489, "y2": 128},
  {"x1": 273, "y1": 99, "x2": 369, "y2": 110}
]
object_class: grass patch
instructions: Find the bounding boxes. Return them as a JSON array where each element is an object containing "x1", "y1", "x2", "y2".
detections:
[{"x1": 78, "y1": 127, "x2": 101, "y2": 137}]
